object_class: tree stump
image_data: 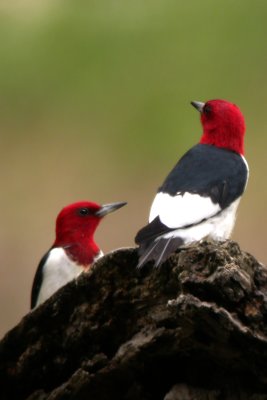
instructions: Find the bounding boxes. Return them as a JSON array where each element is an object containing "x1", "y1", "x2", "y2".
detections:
[{"x1": 1, "y1": 240, "x2": 267, "y2": 399}]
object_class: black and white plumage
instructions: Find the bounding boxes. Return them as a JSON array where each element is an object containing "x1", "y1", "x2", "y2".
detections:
[
  {"x1": 135, "y1": 99, "x2": 248, "y2": 267},
  {"x1": 31, "y1": 201, "x2": 126, "y2": 309},
  {"x1": 30, "y1": 247, "x2": 103, "y2": 309}
]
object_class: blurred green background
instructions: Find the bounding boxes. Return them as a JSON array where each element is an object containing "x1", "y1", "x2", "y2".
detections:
[{"x1": 0, "y1": 0, "x2": 267, "y2": 338}]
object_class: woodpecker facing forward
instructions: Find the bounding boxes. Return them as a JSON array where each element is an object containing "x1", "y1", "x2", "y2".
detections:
[
  {"x1": 135, "y1": 99, "x2": 248, "y2": 268},
  {"x1": 31, "y1": 200, "x2": 127, "y2": 308}
]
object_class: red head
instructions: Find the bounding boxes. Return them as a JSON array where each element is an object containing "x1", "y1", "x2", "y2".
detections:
[
  {"x1": 191, "y1": 99, "x2": 246, "y2": 155},
  {"x1": 53, "y1": 201, "x2": 126, "y2": 266}
]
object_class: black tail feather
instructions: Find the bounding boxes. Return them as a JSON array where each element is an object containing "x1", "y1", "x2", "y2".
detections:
[{"x1": 137, "y1": 236, "x2": 184, "y2": 268}]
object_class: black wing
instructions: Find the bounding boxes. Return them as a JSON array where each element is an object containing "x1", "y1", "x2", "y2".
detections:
[
  {"x1": 135, "y1": 216, "x2": 175, "y2": 245},
  {"x1": 159, "y1": 143, "x2": 248, "y2": 209},
  {"x1": 30, "y1": 250, "x2": 51, "y2": 309}
]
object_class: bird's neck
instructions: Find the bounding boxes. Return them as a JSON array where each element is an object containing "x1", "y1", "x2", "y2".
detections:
[
  {"x1": 54, "y1": 235, "x2": 100, "y2": 267},
  {"x1": 200, "y1": 130, "x2": 244, "y2": 155}
]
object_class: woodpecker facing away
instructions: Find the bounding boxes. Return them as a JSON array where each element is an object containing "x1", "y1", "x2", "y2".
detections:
[
  {"x1": 31, "y1": 201, "x2": 127, "y2": 308},
  {"x1": 135, "y1": 99, "x2": 248, "y2": 268}
]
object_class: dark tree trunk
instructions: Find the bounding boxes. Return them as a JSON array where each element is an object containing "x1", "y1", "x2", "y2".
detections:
[{"x1": 1, "y1": 240, "x2": 267, "y2": 399}]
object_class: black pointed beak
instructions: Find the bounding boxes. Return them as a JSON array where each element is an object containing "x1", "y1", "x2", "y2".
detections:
[
  {"x1": 95, "y1": 201, "x2": 127, "y2": 217},
  {"x1": 191, "y1": 101, "x2": 205, "y2": 113}
]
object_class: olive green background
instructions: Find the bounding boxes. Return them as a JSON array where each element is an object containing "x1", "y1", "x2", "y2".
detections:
[{"x1": 0, "y1": 0, "x2": 266, "y2": 337}]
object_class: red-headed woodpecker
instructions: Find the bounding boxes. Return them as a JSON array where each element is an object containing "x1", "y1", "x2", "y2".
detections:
[
  {"x1": 135, "y1": 99, "x2": 248, "y2": 268},
  {"x1": 31, "y1": 201, "x2": 127, "y2": 308}
]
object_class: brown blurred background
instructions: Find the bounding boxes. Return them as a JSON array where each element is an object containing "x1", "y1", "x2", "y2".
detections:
[{"x1": 0, "y1": 0, "x2": 267, "y2": 338}]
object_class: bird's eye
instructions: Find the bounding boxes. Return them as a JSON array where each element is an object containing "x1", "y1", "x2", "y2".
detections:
[
  {"x1": 78, "y1": 208, "x2": 90, "y2": 216},
  {"x1": 203, "y1": 104, "x2": 212, "y2": 114}
]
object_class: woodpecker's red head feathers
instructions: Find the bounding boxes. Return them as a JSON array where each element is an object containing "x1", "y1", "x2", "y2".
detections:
[
  {"x1": 191, "y1": 99, "x2": 245, "y2": 155},
  {"x1": 53, "y1": 201, "x2": 126, "y2": 266}
]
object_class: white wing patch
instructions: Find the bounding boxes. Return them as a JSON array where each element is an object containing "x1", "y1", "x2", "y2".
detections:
[
  {"x1": 159, "y1": 197, "x2": 241, "y2": 243},
  {"x1": 149, "y1": 192, "x2": 221, "y2": 229}
]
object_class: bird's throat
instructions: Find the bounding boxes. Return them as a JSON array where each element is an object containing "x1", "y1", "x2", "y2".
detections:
[{"x1": 64, "y1": 240, "x2": 100, "y2": 267}]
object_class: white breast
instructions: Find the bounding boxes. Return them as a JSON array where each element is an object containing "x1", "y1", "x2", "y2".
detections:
[{"x1": 36, "y1": 247, "x2": 84, "y2": 307}]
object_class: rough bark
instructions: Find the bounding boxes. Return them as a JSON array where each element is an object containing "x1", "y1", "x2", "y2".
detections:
[{"x1": 1, "y1": 240, "x2": 267, "y2": 399}]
